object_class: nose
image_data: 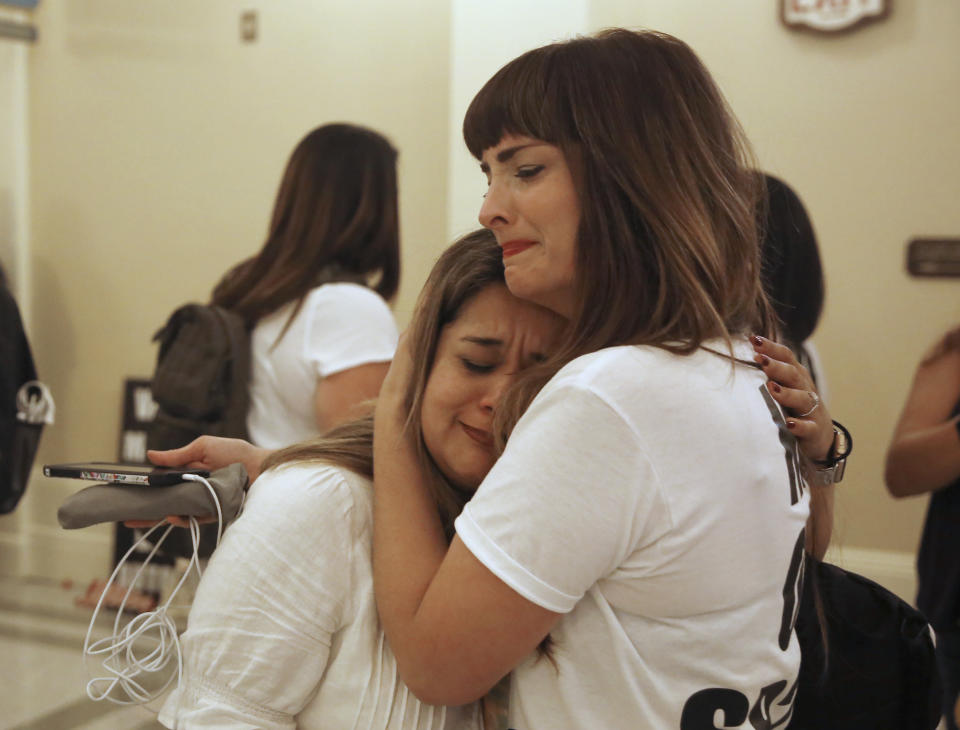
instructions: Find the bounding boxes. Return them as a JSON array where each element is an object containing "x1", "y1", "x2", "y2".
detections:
[
  {"x1": 478, "y1": 372, "x2": 511, "y2": 413},
  {"x1": 478, "y1": 180, "x2": 510, "y2": 229}
]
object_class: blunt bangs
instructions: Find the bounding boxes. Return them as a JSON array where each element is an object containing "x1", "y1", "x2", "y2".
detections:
[{"x1": 463, "y1": 44, "x2": 576, "y2": 159}]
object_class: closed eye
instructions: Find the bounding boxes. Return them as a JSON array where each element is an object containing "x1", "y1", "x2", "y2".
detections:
[
  {"x1": 460, "y1": 358, "x2": 495, "y2": 374},
  {"x1": 515, "y1": 165, "x2": 544, "y2": 179}
]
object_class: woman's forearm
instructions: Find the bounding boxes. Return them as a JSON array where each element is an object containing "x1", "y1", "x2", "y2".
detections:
[
  {"x1": 885, "y1": 417, "x2": 960, "y2": 497},
  {"x1": 372, "y1": 405, "x2": 449, "y2": 680},
  {"x1": 804, "y1": 481, "x2": 834, "y2": 560}
]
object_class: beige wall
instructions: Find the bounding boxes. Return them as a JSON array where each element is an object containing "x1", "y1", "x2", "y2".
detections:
[
  {"x1": 9, "y1": 0, "x2": 450, "y2": 579},
  {"x1": 590, "y1": 0, "x2": 960, "y2": 555}
]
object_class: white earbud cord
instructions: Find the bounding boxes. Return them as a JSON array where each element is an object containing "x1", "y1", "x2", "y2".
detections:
[{"x1": 82, "y1": 473, "x2": 223, "y2": 707}]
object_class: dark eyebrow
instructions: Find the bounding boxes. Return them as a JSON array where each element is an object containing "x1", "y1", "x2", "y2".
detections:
[
  {"x1": 497, "y1": 144, "x2": 536, "y2": 162},
  {"x1": 460, "y1": 336, "x2": 503, "y2": 347},
  {"x1": 479, "y1": 143, "x2": 542, "y2": 173}
]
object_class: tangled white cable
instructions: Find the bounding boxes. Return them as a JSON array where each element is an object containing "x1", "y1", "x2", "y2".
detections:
[{"x1": 82, "y1": 473, "x2": 223, "y2": 707}]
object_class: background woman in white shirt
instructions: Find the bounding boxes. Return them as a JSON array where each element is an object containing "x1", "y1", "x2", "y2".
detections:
[
  {"x1": 371, "y1": 29, "x2": 841, "y2": 729},
  {"x1": 211, "y1": 123, "x2": 400, "y2": 449}
]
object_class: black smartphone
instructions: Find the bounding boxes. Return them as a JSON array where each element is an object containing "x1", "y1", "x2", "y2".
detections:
[{"x1": 43, "y1": 462, "x2": 210, "y2": 487}]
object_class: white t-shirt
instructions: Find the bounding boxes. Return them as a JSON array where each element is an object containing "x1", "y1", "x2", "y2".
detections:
[
  {"x1": 455, "y1": 339, "x2": 810, "y2": 729},
  {"x1": 246, "y1": 283, "x2": 398, "y2": 448},
  {"x1": 159, "y1": 463, "x2": 481, "y2": 730}
]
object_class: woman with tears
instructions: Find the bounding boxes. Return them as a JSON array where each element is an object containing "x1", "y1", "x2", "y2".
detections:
[{"x1": 370, "y1": 29, "x2": 843, "y2": 729}]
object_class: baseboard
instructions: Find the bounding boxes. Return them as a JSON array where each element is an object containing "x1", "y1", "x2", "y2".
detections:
[{"x1": 822, "y1": 544, "x2": 917, "y2": 604}]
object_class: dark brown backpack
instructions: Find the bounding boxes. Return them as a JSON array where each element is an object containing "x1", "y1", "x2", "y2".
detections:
[{"x1": 147, "y1": 304, "x2": 251, "y2": 452}]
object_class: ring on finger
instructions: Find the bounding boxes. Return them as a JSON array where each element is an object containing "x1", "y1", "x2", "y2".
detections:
[{"x1": 796, "y1": 391, "x2": 820, "y2": 418}]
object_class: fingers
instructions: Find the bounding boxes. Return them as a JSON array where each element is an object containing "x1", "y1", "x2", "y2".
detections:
[
  {"x1": 751, "y1": 335, "x2": 799, "y2": 367},
  {"x1": 147, "y1": 438, "x2": 208, "y2": 468},
  {"x1": 751, "y1": 336, "x2": 812, "y2": 391},
  {"x1": 782, "y1": 417, "x2": 821, "y2": 443},
  {"x1": 756, "y1": 355, "x2": 809, "y2": 391},
  {"x1": 766, "y1": 381, "x2": 819, "y2": 416},
  {"x1": 754, "y1": 335, "x2": 838, "y2": 461},
  {"x1": 378, "y1": 329, "x2": 416, "y2": 405},
  {"x1": 122, "y1": 515, "x2": 211, "y2": 529},
  {"x1": 764, "y1": 377, "x2": 836, "y2": 461},
  {"x1": 147, "y1": 436, "x2": 216, "y2": 468},
  {"x1": 169, "y1": 514, "x2": 216, "y2": 526}
]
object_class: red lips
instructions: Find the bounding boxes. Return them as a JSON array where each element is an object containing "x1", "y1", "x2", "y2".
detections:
[{"x1": 500, "y1": 240, "x2": 536, "y2": 259}]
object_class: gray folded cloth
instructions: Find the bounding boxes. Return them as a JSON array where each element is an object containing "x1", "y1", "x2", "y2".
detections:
[{"x1": 57, "y1": 463, "x2": 248, "y2": 529}]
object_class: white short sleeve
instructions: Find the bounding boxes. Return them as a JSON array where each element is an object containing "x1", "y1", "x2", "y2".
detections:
[
  {"x1": 159, "y1": 464, "x2": 360, "y2": 729},
  {"x1": 455, "y1": 377, "x2": 669, "y2": 614},
  {"x1": 303, "y1": 284, "x2": 398, "y2": 377}
]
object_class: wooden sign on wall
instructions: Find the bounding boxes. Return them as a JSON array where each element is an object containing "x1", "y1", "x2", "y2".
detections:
[{"x1": 782, "y1": 0, "x2": 890, "y2": 34}]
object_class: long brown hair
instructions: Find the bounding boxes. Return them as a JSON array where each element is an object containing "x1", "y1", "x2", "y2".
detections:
[
  {"x1": 264, "y1": 229, "x2": 506, "y2": 538},
  {"x1": 211, "y1": 123, "x2": 400, "y2": 330},
  {"x1": 759, "y1": 173, "x2": 823, "y2": 349},
  {"x1": 464, "y1": 29, "x2": 777, "y2": 440}
]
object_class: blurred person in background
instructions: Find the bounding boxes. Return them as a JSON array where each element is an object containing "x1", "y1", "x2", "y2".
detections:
[
  {"x1": 886, "y1": 325, "x2": 960, "y2": 730},
  {"x1": 211, "y1": 123, "x2": 401, "y2": 449}
]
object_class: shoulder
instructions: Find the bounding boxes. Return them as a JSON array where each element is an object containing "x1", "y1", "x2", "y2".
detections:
[
  {"x1": 535, "y1": 339, "x2": 763, "y2": 419},
  {"x1": 306, "y1": 283, "x2": 391, "y2": 313},
  {"x1": 542, "y1": 344, "x2": 699, "y2": 398},
  {"x1": 555, "y1": 345, "x2": 664, "y2": 380},
  {"x1": 921, "y1": 339, "x2": 960, "y2": 371},
  {"x1": 303, "y1": 284, "x2": 397, "y2": 338},
  {"x1": 911, "y1": 333, "x2": 960, "y2": 392},
  {"x1": 244, "y1": 462, "x2": 373, "y2": 536},
  {"x1": 253, "y1": 461, "x2": 372, "y2": 503}
]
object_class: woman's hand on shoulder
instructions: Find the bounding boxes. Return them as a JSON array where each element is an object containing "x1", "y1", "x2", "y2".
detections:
[
  {"x1": 375, "y1": 330, "x2": 415, "y2": 433},
  {"x1": 752, "y1": 336, "x2": 837, "y2": 558},
  {"x1": 751, "y1": 335, "x2": 835, "y2": 462}
]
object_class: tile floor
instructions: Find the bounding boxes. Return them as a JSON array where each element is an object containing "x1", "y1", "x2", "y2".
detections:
[
  {"x1": 2, "y1": 575, "x2": 948, "y2": 730},
  {"x1": 1, "y1": 574, "x2": 178, "y2": 730}
]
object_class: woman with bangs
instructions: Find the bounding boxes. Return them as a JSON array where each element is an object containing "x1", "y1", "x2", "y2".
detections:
[{"x1": 372, "y1": 29, "x2": 843, "y2": 728}]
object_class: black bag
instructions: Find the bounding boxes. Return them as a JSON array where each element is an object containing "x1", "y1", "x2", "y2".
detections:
[
  {"x1": 0, "y1": 282, "x2": 43, "y2": 515},
  {"x1": 790, "y1": 557, "x2": 941, "y2": 729},
  {"x1": 147, "y1": 304, "x2": 251, "y2": 452}
]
